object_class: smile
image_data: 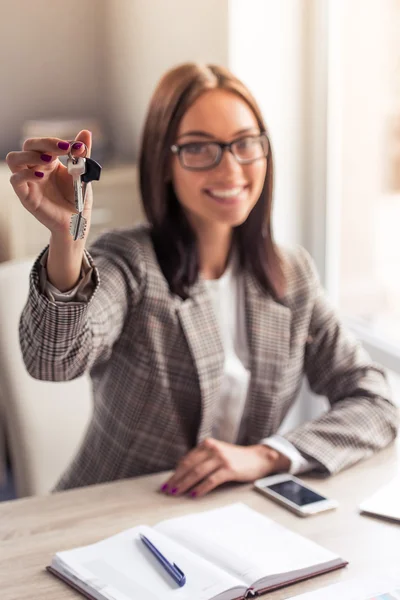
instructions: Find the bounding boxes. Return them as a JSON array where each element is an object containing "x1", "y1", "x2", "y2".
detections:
[{"x1": 205, "y1": 185, "x2": 248, "y2": 200}]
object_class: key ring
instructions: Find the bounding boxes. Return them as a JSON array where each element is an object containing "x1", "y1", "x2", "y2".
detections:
[{"x1": 67, "y1": 141, "x2": 88, "y2": 161}]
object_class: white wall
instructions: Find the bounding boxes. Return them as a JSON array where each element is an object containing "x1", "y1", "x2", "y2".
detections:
[
  {"x1": 0, "y1": 0, "x2": 107, "y2": 157},
  {"x1": 103, "y1": 0, "x2": 229, "y2": 160}
]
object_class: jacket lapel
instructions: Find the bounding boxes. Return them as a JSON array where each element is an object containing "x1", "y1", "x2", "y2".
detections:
[
  {"x1": 176, "y1": 281, "x2": 224, "y2": 443},
  {"x1": 244, "y1": 271, "x2": 292, "y2": 443},
  {"x1": 176, "y1": 270, "x2": 292, "y2": 447}
]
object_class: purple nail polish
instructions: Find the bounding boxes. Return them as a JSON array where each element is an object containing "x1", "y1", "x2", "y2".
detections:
[
  {"x1": 72, "y1": 142, "x2": 83, "y2": 150},
  {"x1": 190, "y1": 491, "x2": 197, "y2": 498},
  {"x1": 58, "y1": 141, "x2": 70, "y2": 150},
  {"x1": 160, "y1": 484, "x2": 168, "y2": 492},
  {"x1": 171, "y1": 488, "x2": 178, "y2": 495},
  {"x1": 40, "y1": 154, "x2": 52, "y2": 162},
  {"x1": 34, "y1": 171, "x2": 44, "y2": 178}
]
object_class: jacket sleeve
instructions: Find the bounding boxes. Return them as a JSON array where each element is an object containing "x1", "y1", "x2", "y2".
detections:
[
  {"x1": 19, "y1": 228, "x2": 147, "y2": 381},
  {"x1": 40, "y1": 248, "x2": 95, "y2": 303},
  {"x1": 284, "y1": 248, "x2": 399, "y2": 475}
]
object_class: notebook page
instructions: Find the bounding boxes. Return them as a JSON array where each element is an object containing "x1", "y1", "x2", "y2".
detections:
[
  {"x1": 359, "y1": 476, "x2": 400, "y2": 521},
  {"x1": 284, "y1": 575, "x2": 400, "y2": 600},
  {"x1": 156, "y1": 503, "x2": 340, "y2": 587},
  {"x1": 53, "y1": 524, "x2": 245, "y2": 600}
]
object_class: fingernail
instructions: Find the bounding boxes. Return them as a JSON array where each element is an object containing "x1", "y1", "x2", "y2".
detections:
[
  {"x1": 34, "y1": 171, "x2": 44, "y2": 178},
  {"x1": 40, "y1": 154, "x2": 52, "y2": 162},
  {"x1": 57, "y1": 141, "x2": 70, "y2": 150},
  {"x1": 171, "y1": 488, "x2": 178, "y2": 495},
  {"x1": 160, "y1": 484, "x2": 168, "y2": 492},
  {"x1": 72, "y1": 142, "x2": 83, "y2": 150},
  {"x1": 190, "y1": 491, "x2": 197, "y2": 498}
]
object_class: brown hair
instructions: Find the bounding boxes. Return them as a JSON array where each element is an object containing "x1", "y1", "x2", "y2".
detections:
[{"x1": 139, "y1": 63, "x2": 286, "y2": 300}]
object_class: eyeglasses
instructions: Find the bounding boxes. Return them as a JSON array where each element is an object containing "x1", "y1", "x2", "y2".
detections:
[{"x1": 170, "y1": 133, "x2": 269, "y2": 171}]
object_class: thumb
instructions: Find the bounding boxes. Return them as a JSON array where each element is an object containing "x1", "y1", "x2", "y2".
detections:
[{"x1": 74, "y1": 129, "x2": 92, "y2": 158}]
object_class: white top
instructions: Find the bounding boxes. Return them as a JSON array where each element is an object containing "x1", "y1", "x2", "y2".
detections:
[
  {"x1": 46, "y1": 254, "x2": 313, "y2": 475},
  {"x1": 204, "y1": 253, "x2": 250, "y2": 443},
  {"x1": 202, "y1": 253, "x2": 312, "y2": 475}
]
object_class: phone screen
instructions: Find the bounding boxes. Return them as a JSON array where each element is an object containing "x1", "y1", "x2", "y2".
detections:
[{"x1": 265, "y1": 479, "x2": 327, "y2": 506}]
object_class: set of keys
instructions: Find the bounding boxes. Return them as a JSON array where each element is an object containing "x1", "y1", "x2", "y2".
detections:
[{"x1": 67, "y1": 145, "x2": 102, "y2": 240}]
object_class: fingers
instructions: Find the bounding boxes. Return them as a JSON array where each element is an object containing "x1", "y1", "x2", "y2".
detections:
[
  {"x1": 22, "y1": 137, "x2": 74, "y2": 154},
  {"x1": 161, "y1": 438, "x2": 233, "y2": 497},
  {"x1": 21, "y1": 135, "x2": 88, "y2": 160},
  {"x1": 74, "y1": 129, "x2": 92, "y2": 158},
  {"x1": 167, "y1": 457, "x2": 222, "y2": 496},
  {"x1": 192, "y1": 468, "x2": 230, "y2": 498},
  {"x1": 9, "y1": 168, "x2": 49, "y2": 207},
  {"x1": 6, "y1": 150, "x2": 58, "y2": 173},
  {"x1": 162, "y1": 446, "x2": 210, "y2": 493},
  {"x1": 7, "y1": 135, "x2": 89, "y2": 175}
]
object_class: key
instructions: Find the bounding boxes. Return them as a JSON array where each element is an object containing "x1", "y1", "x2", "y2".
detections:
[
  {"x1": 81, "y1": 157, "x2": 102, "y2": 209},
  {"x1": 68, "y1": 157, "x2": 86, "y2": 212},
  {"x1": 82, "y1": 157, "x2": 102, "y2": 183},
  {"x1": 68, "y1": 157, "x2": 87, "y2": 241}
]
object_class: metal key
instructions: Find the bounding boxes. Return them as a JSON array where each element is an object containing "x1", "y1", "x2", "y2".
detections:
[{"x1": 68, "y1": 156, "x2": 87, "y2": 241}]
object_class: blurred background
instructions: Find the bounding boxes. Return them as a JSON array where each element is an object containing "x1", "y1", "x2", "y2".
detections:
[{"x1": 0, "y1": 0, "x2": 399, "y2": 500}]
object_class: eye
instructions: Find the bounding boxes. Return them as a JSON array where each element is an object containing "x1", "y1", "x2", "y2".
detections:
[
  {"x1": 183, "y1": 143, "x2": 209, "y2": 155},
  {"x1": 235, "y1": 136, "x2": 258, "y2": 150}
]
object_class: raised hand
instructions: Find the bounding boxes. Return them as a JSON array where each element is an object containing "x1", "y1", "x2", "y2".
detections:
[{"x1": 6, "y1": 130, "x2": 92, "y2": 237}]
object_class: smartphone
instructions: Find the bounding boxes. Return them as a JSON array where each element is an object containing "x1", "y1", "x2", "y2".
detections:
[{"x1": 253, "y1": 473, "x2": 338, "y2": 517}]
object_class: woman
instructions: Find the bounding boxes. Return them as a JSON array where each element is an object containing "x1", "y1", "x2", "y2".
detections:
[{"x1": 7, "y1": 63, "x2": 398, "y2": 497}]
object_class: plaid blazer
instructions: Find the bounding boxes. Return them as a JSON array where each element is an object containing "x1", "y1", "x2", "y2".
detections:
[{"x1": 19, "y1": 225, "x2": 398, "y2": 491}]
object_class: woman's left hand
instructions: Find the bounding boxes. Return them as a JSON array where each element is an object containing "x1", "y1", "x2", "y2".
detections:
[{"x1": 161, "y1": 437, "x2": 290, "y2": 498}]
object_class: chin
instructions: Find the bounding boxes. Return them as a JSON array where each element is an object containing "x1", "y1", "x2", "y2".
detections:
[
  {"x1": 185, "y1": 202, "x2": 256, "y2": 231},
  {"x1": 213, "y1": 206, "x2": 254, "y2": 228},
  {"x1": 222, "y1": 215, "x2": 249, "y2": 228}
]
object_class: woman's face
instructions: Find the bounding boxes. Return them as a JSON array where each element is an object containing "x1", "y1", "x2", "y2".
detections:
[{"x1": 171, "y1": 89, "x2": 267, "y2": 232}]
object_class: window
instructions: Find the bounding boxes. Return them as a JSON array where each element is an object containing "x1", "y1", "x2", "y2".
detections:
[{"x1": 326, "y1": 0, "x2": 400, "y2": 372}]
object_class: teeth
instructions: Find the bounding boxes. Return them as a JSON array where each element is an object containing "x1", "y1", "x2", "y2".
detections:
[{"x1": 209, "y1": 187, "x2": 243, "y2": 198}]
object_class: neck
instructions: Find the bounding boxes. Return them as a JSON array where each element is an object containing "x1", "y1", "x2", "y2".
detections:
[{"x1": 195, "y1": 222, "x2": 233, "y2": 280}]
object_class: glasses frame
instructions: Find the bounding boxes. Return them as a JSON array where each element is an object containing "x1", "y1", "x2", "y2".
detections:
[{"x1": 170, "y1": 132, "x2": 269, "y2": 171}]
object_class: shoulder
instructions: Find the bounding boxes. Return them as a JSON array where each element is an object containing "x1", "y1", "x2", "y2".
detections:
[
  {"x1": 88, "y1": 223, "x2": 156, "y2": 268},
  {"x1": 87, "y1": 223, "x2": 155, "y2": 284},
  {"x1": 89, "y1": 222, "x2": 152, "y2": 255},
  {"x1": 277, "y1": 244, "x2": 321, "y2": 307}
]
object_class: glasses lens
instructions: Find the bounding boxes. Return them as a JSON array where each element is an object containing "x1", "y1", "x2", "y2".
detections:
[
  {"x1": 181, "y1": 142, "x2": 219, "y2": 169},
  {"x1": 232, "y1": 135, "x2": 268, "y2": 163}
]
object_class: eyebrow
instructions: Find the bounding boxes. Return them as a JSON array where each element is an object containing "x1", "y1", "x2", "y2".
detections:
[{"x1": 177, "y1": 127, "x2": 259, "y2": 140}]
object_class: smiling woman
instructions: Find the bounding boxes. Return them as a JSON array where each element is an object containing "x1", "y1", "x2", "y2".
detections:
[
  {"x1": 9, "y1": 63, "x2": 398, "y2": 497},
  {"x1": 167, "y1": 89, "x2": 269, "y2": 282},
  {"x1": 140, "y1": 64, "x2": 282, "y2": 295}
]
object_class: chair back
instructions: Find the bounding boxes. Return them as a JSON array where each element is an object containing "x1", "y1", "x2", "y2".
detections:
[{"x1": 0, "y1": 258, "x2": 92, "y2": 497}]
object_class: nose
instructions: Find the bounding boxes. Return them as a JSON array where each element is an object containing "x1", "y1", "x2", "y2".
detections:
[{"x1": 216, "y1": 147, "x2": 243, "y2": 174}]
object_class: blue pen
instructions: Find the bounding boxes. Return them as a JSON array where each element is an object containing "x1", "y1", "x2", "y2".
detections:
[{"x1": 139, "y1": 533, "x2": 186, "y2": 587}]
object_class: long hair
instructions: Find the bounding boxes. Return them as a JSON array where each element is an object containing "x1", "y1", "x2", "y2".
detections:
[{"x1": 139, "y1": 63, "x2": 286, "y2": 300}]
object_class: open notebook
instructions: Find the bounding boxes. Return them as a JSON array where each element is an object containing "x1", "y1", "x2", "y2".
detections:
[{"x1": 47, "y1": 503, "x2": 347, "y2": 600}]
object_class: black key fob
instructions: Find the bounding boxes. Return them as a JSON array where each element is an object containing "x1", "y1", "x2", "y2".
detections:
[{"x1": 82, "y1": 157, "x2": 102, "y2": 183}]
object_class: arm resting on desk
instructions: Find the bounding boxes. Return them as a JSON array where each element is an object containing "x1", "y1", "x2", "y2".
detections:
[{"x1": 283, "y1": 249, "x2": 399, "y2": 476}]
